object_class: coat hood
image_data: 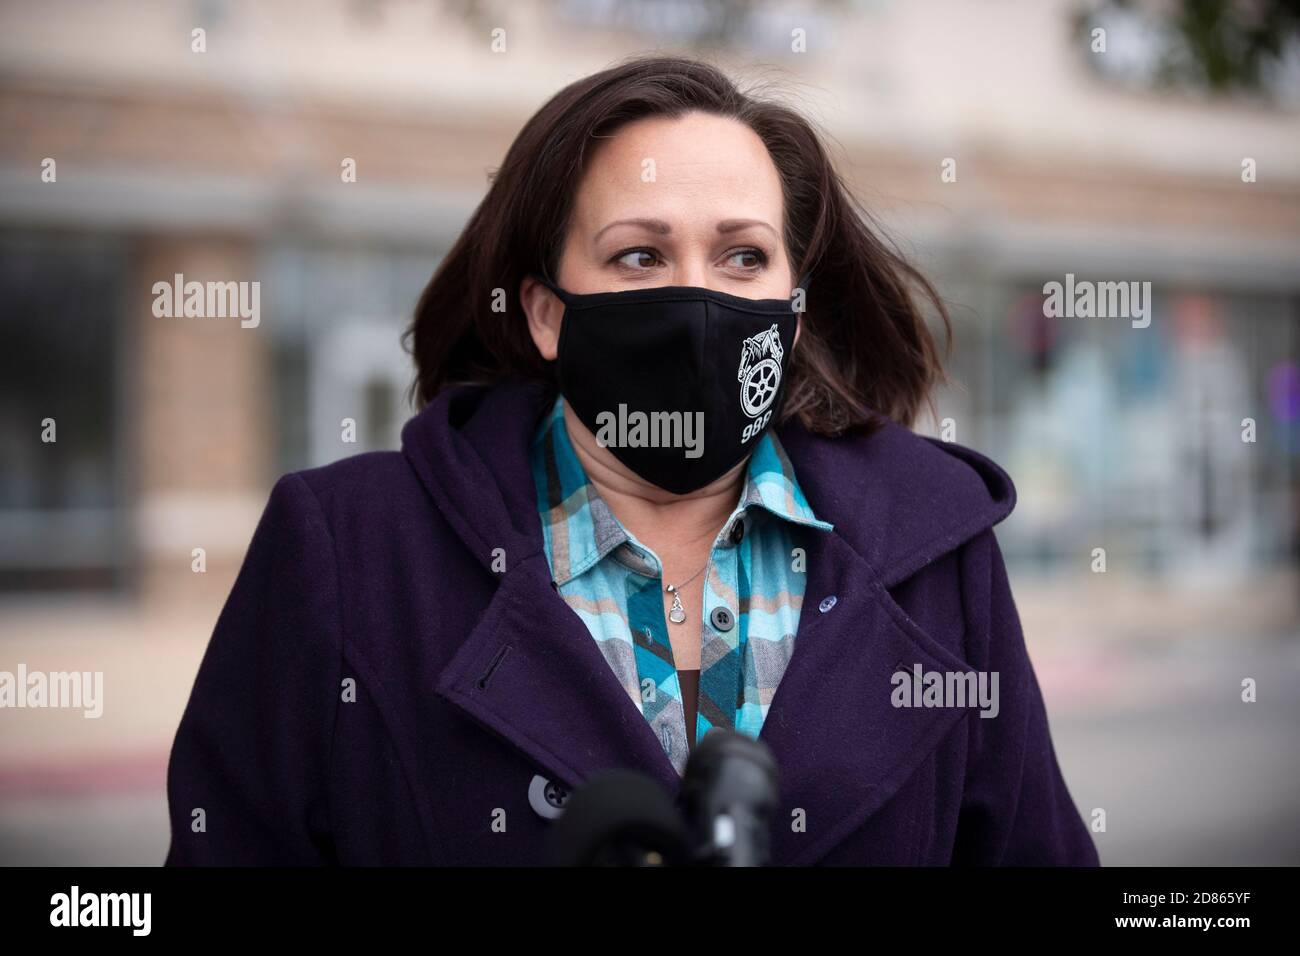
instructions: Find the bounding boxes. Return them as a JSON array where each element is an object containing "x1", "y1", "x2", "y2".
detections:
[{"x1": 400, "y1": 378, "x2": 1016, "y2": 588}]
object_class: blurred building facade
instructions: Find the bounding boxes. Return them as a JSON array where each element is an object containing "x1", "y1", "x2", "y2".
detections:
[
  {"x1": 2, "y1": 0, "x2": 1296, "y2": 597},
  {"x1": 0, "y1": 0, "x2": 1297, "y2": 864}
]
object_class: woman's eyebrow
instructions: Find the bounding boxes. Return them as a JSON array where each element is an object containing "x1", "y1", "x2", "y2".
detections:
[
  {"x1": 592, "y1": 217, "x2": 778, "y2": 243},
  {"x1": 716, "y1": 218, "x2": 778, "y2": 239},
  {"x1": 593, "y1": 218, "x2": 672, "y2": 242}
]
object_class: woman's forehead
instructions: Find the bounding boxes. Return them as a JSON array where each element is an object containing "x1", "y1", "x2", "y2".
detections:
[{"x1": 573, "y1": 113, "x2": 784, "y2": 228}]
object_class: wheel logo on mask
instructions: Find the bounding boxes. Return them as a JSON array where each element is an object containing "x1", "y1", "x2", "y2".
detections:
[{"x1": 738, "y1": 324, "x2": 784, "y2": 419}]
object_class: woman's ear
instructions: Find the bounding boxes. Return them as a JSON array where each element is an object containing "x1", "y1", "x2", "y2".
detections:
[{"x1": 519, "y1": 274, "x2": 564, "y2": 361}]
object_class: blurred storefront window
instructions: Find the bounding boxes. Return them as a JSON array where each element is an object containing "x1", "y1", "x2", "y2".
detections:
[
  {"x1": 965, "y1": 280, "x2": 1298, "y2": 579},
  {"x1": 0, "y1": 231, "x2": 130, "y2": 592},
  {"x1": 263, "y1": 242, "x2": 437, "y2": 472}
]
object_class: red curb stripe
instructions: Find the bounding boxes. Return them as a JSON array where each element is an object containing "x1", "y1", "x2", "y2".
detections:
[{"x1": 0, "y1": 751, "x2": 168, "y2": 797}]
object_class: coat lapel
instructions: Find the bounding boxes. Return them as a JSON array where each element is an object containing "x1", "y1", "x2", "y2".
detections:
[
  {"x1": 754, "y1": 417, "x2": 1013, "y2": 864},
  {"x1": 407, "y1": 381, "x2": 682, "y2": 794},
  {"x1": 758, "y1": 528, "x2": 977, "y2": 865},
  {"x1": 431, "y1": 550, "x2": 683, "y2": 795}
]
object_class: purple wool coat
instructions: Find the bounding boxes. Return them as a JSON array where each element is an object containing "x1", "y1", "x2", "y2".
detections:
[{"x1": 164, "y1": 379, "x2": 1100, "y2": 866}]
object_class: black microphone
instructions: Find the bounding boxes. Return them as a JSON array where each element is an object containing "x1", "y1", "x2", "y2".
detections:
[
  {"x1": 544, "y1": 768, "x2": 689, "y2": 866},
  {"x1": 545, "y1": 728, "x2": 779, "y2": 866},
  {"x1": 677, "y1": 727, "x2": 779, "y2": 867}
]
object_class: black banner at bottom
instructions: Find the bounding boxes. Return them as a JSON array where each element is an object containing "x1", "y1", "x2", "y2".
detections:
[{"x1": 0, "y1": 865, "x2": 1286, "y2": 941}]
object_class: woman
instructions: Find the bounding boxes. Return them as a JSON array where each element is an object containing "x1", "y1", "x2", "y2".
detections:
[{"x1": 165, "y1": 56, "x2": 1099, "y2": 866}]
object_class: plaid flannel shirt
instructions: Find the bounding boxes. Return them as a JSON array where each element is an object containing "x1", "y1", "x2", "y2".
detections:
[{"x1": 529, "y1": 394, "x2": 833, "y2": 775}]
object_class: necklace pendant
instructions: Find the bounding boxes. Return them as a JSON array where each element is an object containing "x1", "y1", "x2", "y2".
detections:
[{"x1": 668, "y1": 591, "x2": 687, "y2": 625}]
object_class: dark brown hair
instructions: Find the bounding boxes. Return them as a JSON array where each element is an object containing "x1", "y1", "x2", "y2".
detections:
[{"x1": 404, "y1": 55, "x2": 950, "y2": 435}]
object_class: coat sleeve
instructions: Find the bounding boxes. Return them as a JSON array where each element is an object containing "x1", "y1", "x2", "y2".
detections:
[
  {"x1": 164, "y1": 473, "x2": 343, "y2": 865},
  {"x1": 951, "y1": 528, "x2": 1100, "y2": 865}
]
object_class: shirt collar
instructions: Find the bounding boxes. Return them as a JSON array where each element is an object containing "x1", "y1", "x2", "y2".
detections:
[{"x1": 530, "y1": 394, "x2": 832, "y2": 587}]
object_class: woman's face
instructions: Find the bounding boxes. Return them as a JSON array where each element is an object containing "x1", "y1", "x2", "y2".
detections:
[{"x1": 522, "y1": 110, "x2": 796, "y2": 361}]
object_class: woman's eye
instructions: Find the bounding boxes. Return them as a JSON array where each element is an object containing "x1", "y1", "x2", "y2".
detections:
[
  {"x1": 614, "y1": 249, "x2": 660, "y2": 269},
  {"x1": 726, "y1": 249, "x2": 766, "y2": 270}
]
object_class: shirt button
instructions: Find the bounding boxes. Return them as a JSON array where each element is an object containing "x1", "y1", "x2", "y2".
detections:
[
  {"x1": 709, "y1": 606, "x2": 735, "y2": 632},
  {"x1": 819, "y1": 595, "x2": 837, "y2": 613},
  {"x1": 728, "y1": 520, "x2": 745, "y2": 545},
  {"x1": 528, "y1": 773, "x2": 569, "y2": 820}
]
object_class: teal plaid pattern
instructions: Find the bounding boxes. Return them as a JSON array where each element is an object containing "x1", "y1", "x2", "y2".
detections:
[{"x1": 529, "y1": 395, "x2": 834, "y2": 775}]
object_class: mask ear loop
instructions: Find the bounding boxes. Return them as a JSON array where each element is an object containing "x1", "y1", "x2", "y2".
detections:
[{"x1": 530, "y1": 270, "x2": 573, "y2": 305}]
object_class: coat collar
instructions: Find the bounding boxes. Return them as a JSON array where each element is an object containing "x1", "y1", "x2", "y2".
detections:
[{"x1": 401, "y1": 379, "x2": 1016, "y2": 865}]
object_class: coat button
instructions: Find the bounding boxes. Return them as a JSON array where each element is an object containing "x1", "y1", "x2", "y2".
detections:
[
  {"x1": 728, "y1": 519, "x2": 745, "y2": 545},
  {"x1": 709, "y1": 606, "x2": 734, "y2": 632},
  {"x1": 818, "y1": 595, "x2": 837, "y2": 613},
  {"x1": 528, "y1": 773, "x2": 570, "y2": 820}
]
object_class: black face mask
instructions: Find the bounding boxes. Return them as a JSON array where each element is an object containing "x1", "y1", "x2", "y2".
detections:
[{"x1": 532, "y1": 273, "x2": 803, "y2": 495}]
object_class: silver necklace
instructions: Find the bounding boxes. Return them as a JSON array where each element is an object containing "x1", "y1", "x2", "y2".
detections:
[{"x1": 664, "y1": 562, "x2": 708, "y2": 625}]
